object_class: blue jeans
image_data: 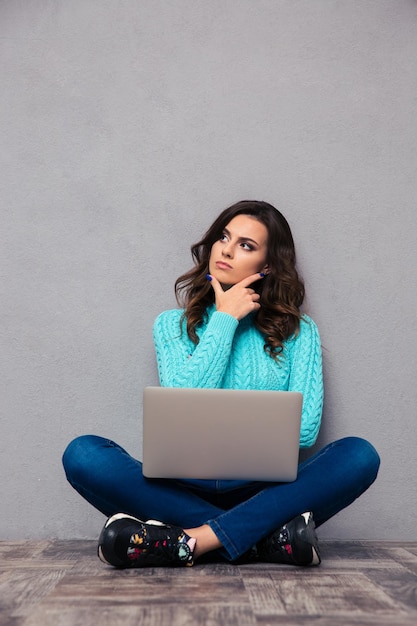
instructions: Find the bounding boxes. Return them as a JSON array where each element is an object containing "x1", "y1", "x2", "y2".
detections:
[{"x1": 62, "y1": 435, "x2": 380, "y2": 561}]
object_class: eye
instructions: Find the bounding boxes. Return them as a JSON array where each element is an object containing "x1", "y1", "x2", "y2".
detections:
[
  {"x1": 219, "y1": 233, "x2": 228, "y2": 242},
  {"x1": 241, "y1": 242, "x2": 254, "y2": 251}
]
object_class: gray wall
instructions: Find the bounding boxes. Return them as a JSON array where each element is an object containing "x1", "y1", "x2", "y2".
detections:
[{"x1": 1, "y1": 0, "x2": 416, "y2": 540}]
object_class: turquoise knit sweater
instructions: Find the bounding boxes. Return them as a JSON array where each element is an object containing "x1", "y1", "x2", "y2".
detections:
[{"x1": 153, "y1": 306, "x2": 323, "y2": 448}]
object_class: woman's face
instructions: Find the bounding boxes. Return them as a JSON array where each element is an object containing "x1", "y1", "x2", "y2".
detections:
[{"x1": 209, "y1": 214, "x2": 269, "y2": 287}]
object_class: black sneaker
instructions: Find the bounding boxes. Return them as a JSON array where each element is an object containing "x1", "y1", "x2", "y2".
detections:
[
  {"x1": 257, "y1": 512, "x2": 321, "y2": 566},
  {"x1": 98, "y1": 513, "x2": 196, "y2": 568}
]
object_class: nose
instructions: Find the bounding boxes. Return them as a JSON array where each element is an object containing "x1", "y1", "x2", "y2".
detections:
[{"x1": 222, "y1": 242, "x2": 233, "y2": 258}]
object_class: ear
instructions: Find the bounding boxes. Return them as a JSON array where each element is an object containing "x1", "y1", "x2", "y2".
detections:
[{"x1": 262, "y1": 264, "x2": 270, "y2": 275}]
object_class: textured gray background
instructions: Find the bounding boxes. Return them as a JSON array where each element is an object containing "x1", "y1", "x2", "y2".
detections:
[{"x1": 1, "y1": 1, "x2": 416, "y2": 540}]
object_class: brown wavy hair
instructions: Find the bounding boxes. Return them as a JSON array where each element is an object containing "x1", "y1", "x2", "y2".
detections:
[{"x1": 175, "y1": 200, "x2": 305, "y2": 360}]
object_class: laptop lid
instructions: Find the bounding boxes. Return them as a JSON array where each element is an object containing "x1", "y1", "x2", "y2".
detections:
[{"x1": 142, "y1": 387, "x2": 302, "y2": 482}]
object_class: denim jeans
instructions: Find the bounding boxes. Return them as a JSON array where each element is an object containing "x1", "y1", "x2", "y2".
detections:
[{"x1": 62, "y1": 435, "x2": 380, "y2": 561}]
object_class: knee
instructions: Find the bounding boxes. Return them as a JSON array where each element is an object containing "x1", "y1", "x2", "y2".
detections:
[
  {"x1": 62, "y1": 435, "x2": 105, "y2": 484},
  {"x1": 338, "y1": 436, "x2": 380, "y2": 485}
]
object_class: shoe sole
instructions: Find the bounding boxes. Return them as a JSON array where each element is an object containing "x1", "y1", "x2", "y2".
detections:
[{"x1": 104, "y1": 513, "x2": 167, "y2": 527}]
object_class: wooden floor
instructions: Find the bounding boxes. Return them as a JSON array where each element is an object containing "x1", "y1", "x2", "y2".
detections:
[{"x1": 1, "y1": 540, "x2": 416, "y2": 625}]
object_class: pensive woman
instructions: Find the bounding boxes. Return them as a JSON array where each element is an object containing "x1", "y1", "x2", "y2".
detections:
[{"x1": 63, "y1": 200, "x2": 380, "y2": 567}]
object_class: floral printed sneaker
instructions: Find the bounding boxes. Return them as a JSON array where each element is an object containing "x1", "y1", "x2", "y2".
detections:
[
  {"x1": 98, "y1": 513, "x2": 196, "y2": 568},
  {"x1": 257, "y1": 512, "x2": 321, "y2": 566}
]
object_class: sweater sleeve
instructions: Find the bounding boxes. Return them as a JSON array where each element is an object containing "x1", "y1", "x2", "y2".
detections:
[
  {"x1": 288, "y1": 316, "x2": 324, "y2": 448},
  {"x1": 153, "y1": 309, "x2": 239, "y2": 388}
]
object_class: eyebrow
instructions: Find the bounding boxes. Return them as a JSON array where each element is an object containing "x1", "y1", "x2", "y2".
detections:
[{"x1": 223, "y1": 227, "x2": 260, "y2": 247}]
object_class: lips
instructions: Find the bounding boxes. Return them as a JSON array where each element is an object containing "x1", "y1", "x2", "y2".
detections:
[{"x1": 215, "y1": 261, "x2": 232, "y2": 270}]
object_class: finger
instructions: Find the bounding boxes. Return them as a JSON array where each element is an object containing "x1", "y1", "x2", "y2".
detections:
[
  {"x1": 206, "y1": 274, "x2": 224, "y2": 296},
  {"x1": 237, "y1": 272, "x2": 266, "y2": 289}
]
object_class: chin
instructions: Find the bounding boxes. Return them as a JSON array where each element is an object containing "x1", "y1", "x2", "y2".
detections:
[
  {"x1": 211, "y1": 271, "x2": 235, "y2": 286},
  {"x1": 219, "y1": 277, "x2": 237, "y2": 290}
]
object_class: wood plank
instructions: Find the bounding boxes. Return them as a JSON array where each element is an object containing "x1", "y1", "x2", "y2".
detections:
[
  {"x1": 0, "y1": 569, "x2": 66, "y2": 618},
  {"x1": 23, "y1": 603, "x2": 257, "y2": 626},
  {"x1": 39, "y1": 571, "x2": 250, "y2": 605},
  {"x1": 242, "y1": 570, "x2": 408, "y2": 617}
]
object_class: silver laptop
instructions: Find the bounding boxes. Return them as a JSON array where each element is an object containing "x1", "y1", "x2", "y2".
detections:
[{"x1": 142, "y1": 387, "x2": 302, "y2": 482}]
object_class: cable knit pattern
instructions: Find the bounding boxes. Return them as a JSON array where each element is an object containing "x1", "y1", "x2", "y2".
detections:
[{"x1": 153, "y1": 306, "x2": 323, "y2": 448}]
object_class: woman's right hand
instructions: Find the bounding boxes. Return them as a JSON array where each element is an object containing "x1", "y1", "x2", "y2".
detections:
[{"x1": 208, "y1": 273, "x2": 264, "y2": 321}]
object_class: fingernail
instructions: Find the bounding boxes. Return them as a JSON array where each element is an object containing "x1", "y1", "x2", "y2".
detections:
[
  {"x1": 206, "y1": 274, "x2": 212, "y2": 281},
  {"x1": 260, "y1": 272, "x2": 265, "y2": 278}
]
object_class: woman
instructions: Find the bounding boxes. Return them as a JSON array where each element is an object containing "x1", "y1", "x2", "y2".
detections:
[{"x1": 63, "y1": 200, "x2": 380, "y2": 568}]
